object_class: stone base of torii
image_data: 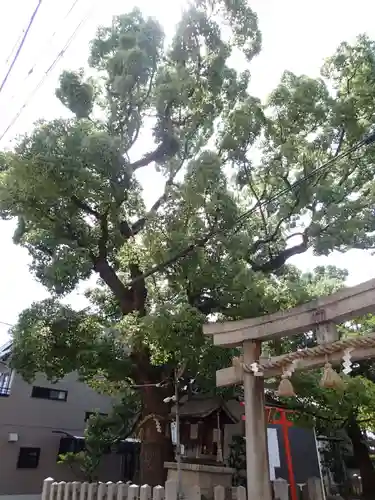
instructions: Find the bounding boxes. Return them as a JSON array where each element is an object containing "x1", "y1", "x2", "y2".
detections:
[{"x1": 203, "y1": 277, "x2": 375, "y2": 500}]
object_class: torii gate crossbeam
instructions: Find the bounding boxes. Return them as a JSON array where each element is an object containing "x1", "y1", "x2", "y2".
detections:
[{"x1": 205, "y1": 277, "x2": 375, "y2": 346}]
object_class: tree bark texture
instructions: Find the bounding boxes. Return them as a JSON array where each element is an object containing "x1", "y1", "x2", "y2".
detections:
[{"x1": 138, "y1": 385, "x2": 174, "y2": 486}]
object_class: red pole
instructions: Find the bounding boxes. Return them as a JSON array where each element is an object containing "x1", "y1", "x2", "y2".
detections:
[
  {"x1": 242, "y1": 404, "x2": 298, "y2": 500},
  {"x1": 280, "y1": 410, "x2": 298, "y2": 500}
]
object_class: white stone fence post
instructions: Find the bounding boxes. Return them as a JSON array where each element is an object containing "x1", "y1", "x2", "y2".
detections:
[{"x1": 42, "y1": 476, "x2": 324, "y2": 500}]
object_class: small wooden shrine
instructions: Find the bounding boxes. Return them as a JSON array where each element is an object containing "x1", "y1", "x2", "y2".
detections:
[
  {"x1": 171, "y1": 395, "x2": 237, "y2": 464},
  {"x1": 164, "y1": 396, "x2": 237, "y2": 497}
]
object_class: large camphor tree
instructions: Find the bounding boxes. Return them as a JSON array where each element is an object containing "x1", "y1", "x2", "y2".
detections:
[{"x1": 2, "y1": 0, "x2": 375, "y2": 486}]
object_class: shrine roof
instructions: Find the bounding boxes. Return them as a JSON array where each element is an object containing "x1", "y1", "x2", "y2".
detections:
[{"x1": 170, "y1": 396, "x2": 238, "y2": 423}]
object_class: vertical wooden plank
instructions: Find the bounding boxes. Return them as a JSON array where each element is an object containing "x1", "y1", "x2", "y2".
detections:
[
  {"x1": 63, "y1": 482, "x2": 71, "y2": 500},
  {"x1": 140, "y1": 485, "x2": 151, "y2": 500},
  {"x1": 165, "y1": 480, "x2": 177, "y2": 500},
  {"x1": 107, "y1": 482, "x2": 115, "y2": 500},
  {"x1": 214, "y1": 485, "x2": 225, "y2": 500},
  {"x1": 116, "y1": 482, "x2": 126, "y2": 500},
  {"x1": 152, "y1": 485, "x2": 165, "y2": 500},
  {"x1": 272, "y1": 479, "x2": 289, "y2": 500},
  {"x1": 243, "y1": 341, "x2": 272, "y2": 500},
  {"x1": 42, "y1": 477, "x2": 54, "y2": 500},
  {"x1": 72, "y1": 482, "x2": 80, "y2": 500},
  {"x1": 79, "y1": 482, "x2": 88, "y2": 500},
  {"x1": 57, "y1": 482, "x2": 66, "y2": 500},
  {"x1": 98, "y1": 482, "x2": 107, "y2": 500},
  {"x1": 236, "y1": 486, "x2": 246, "y2": 500},
  {"x1": 87, "y1": 482, "x2": 97, "y2": 500},
  {"x1": 307, "y1": 477, "x2": 324, "y2": 500},
  {"x1": 128, "y1": 484, "x2": 140, "y2": 500},
  {"x1": 186, "y1": 485, "x2": 200, "y2": 500},
  {"x1": 50, "y1": 482, "x2": 59, "y2": 500}
]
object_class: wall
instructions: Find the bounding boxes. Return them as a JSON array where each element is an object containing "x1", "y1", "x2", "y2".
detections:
[
  {"x1": 0, "y1": 371, "x2": 123, "y2": 494},
  {"x1": 0, "y1": 371, "x2": 115, "y2": 430},
  {"x1": 223, "y1": 399, "x2": 244, "y2": 461}
]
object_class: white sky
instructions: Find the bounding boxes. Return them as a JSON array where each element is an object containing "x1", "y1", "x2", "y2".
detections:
[{"x1": 1, "y1": 0, "x2": 375, "y2": 344}]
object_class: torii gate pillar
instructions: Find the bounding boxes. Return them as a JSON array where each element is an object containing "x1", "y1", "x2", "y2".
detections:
[{"x1": 242, "y1": 341, "x2": 272, "y2": 500}]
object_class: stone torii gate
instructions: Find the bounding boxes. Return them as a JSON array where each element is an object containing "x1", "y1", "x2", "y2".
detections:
[{"x1": 203, "y1": 278, "x2": 375, "y2": 500}]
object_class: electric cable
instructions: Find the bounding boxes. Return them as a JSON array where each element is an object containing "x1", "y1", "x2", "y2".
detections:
[
  {"x1": 0, "y1": 1, "x2": 98, "y2": 143},
  {"x1": 125, "y1": 131, "x2": 375, "y2": 287},
  {"x1": 0, "y1": 0, "x2": 43, "y2": 95},
  {"x1": 4, "y1": 31, "x2": 24, "y2": 66},
  {"x1": 0, "y1": 321, "x2": 14, "y2": 327},
  {"x1": 12, "y1": 0, "x2": 81, "y2": 91}
]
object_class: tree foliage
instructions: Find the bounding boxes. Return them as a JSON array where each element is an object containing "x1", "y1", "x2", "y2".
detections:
[
  {"x1": 2, "y1": 0, "x2": 375, "y2": 485},
  {"x1": 58, "y1": 393, "x2": 139, "y2": 481}
]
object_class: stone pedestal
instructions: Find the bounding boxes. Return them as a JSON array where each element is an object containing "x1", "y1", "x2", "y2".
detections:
[{"x1": 164, "y1": 462, "x2": 235, "y2": 498}]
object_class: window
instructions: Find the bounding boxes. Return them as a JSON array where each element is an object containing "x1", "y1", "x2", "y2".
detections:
[
  {"x1": 17, "y1": 447, "x2": 40, "y2": 469},
  {"x1": 84, "y1": 411, "x2": 108, "y2": 422},
  {"x1": 31, "y1": 386, "x2": 68, "y2": 402},
  {"x1": 58, "y1": 437, "x2": 85, "y2": 457},
  {"x1": 0, "y1": 371, "x2": 11, "y2": 397}
]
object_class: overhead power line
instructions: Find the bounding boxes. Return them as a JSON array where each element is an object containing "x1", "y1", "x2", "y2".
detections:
[
  {"x1": 15, "y1": 0, "x2": 82, "y2": 89},
  {"x1": 125, "y1": 131, "x2": 375, "y2": 288},
  {"x1": 0, "y1": 321, "x2": 13, "y2": 328},
  {"x1": 0, "y1": 1, "x2": 98, "y2": 143},
  {"x1": 4, "y1": 32, "x2": 24, "y2": 67},
  {"x1": 0, "y1": 0, "x2": 43, "y2": 96}
]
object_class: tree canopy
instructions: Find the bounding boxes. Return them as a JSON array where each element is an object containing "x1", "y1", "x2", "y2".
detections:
[{"x1": 2, "y1": 0, "x2": 375, "y2": 486}]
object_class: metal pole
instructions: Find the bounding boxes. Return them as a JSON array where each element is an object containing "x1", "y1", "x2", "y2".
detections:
[{"x1": 175, "y1": 373, "x2": 182, "y2": 498}]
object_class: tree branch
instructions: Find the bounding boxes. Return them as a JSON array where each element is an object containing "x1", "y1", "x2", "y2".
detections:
[
  {"x1": 124, "y1": 233, "x2": 211, "y2": 289},
  {"x1": 71, "y1": 196, "x2": 101, "y2": 219},
  {"x1": 98, "y1": 211, "x2": 109, "y2": 259},
  {"x1": 124, "y1": 63, "x2": 157, "y2": 154},
  {"x1": 244, "y1": 163, "x2": 269, "y2": 238},
  {"x1": 250, "y1": 229, "x2": 309, "y2": 273},
  {"x1": 334, "y1": 128, "x2": 346, "y2": 158},
  {"x1": 125, "y1": 140, "x2": 190, "y2": 237},
  {"x1": 247, "y1": 194, "x2": 301, "y2": 258},
  {"x1": 129, "y1": 263, "x2": 147, "y2": 316},
  {"x1": 93, "y1": 258, "x2": 134, "y2": 315},
  {"x1": 128, "y1": 101, "x2": 179, "y2": 172}
]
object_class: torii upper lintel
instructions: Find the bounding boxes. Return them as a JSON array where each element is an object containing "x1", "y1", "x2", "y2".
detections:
[{"x1": 203, "y1": 277, "x2": 375, "y2": 346}]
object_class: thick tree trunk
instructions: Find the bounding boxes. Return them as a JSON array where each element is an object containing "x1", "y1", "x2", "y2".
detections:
[
  {"x1": 138, "y1": 385, "x2": 174, "y2": 486},
  {"x1": 346, "y1": 415, "x2": 375, "y2": 499},
  {"x1": 94, "y1": 254, "x2": 171, "y2": 485}
]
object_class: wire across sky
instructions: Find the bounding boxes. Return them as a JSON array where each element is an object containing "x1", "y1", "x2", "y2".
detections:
[
  {"x1": 125, "y1": 131, "x2": 375, "y2": 288},
  {"x1": 0, "y1": 0, "x2": 99, "y2": 143},
  {"x1": 0, "y1": 0, "x2": 43, "y2": 96}
]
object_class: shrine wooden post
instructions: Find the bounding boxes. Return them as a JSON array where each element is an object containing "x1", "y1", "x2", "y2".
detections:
[
  {"x1": 204, "y1": 277, "x2": 375, "y2": 500},
  {"x1": 242, "y1": 341, "x2": 271, "y2": 500}
]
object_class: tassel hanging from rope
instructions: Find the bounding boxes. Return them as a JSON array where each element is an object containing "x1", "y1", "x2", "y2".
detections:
[
  {"x1": 320, "y1": 356, "x2": 344, "y2": 390},
  {"x1": 277, "y1": 364, "x2": 296, "y2": 397}
]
